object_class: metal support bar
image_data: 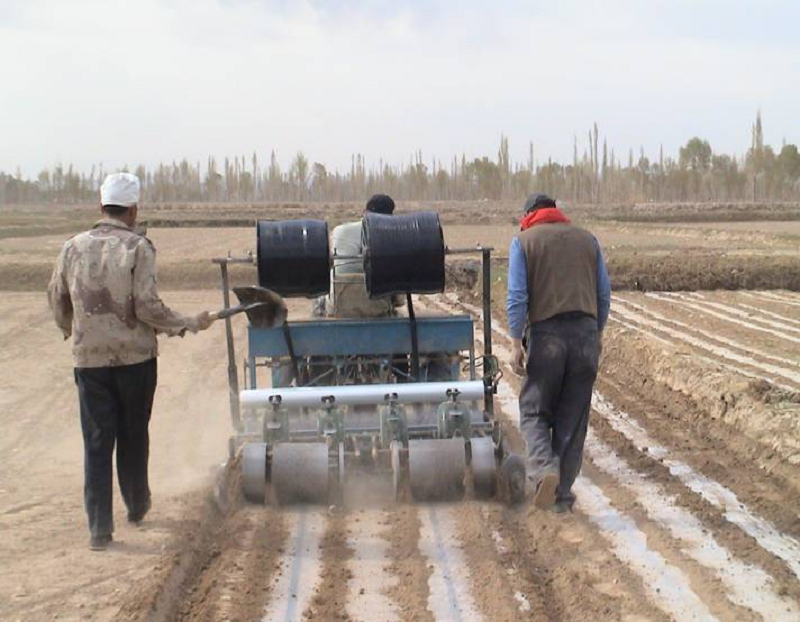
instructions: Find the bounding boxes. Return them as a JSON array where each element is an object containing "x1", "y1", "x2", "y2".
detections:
[
  {"x1": 481, "y1": 248, "x2": 494, "y2": 415},
  {"x1": 219, "y1": 261, "x2": 241, "y2": 430},
  {"x1": 406, "y1": 292, "x2": 420, "y2": 381},
  {"x1": 282, "y1": 323, "x2": 303, "y2": 386}
]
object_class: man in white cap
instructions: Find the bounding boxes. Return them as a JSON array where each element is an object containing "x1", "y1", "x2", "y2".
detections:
[{"x1": 47, "y1": 172, "x2": 213, "y2": 551}]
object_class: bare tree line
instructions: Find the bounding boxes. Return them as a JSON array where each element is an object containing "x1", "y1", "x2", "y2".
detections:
[{"x1": 2, "y1": 113, "x2": 799, "y2": 205}]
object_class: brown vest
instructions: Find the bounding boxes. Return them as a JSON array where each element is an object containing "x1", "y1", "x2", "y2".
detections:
[{"x1": 518, "y1": 222, "x2": 598, "y2": 324}]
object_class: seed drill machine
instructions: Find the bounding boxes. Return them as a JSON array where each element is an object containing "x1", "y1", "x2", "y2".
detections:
[{"x1": 213, "y1": 211, "x2": 524, "y2": 505}]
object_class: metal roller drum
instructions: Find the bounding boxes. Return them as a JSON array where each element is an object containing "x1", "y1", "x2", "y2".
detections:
[
  {"x1": 271, "y1": 443, "x2": 329, "y2": 505},
  {"x1": 470, "y1": 437, "x2": 497, "y2": 498},
  {"x1": 408, "y1": 438, "x2": 466, "y2": 501},
  {"x1": 242, "y1": 442, "x2": 268, "y2": 504}
]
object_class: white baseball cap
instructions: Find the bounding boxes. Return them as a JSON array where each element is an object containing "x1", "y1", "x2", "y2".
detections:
[{"x1": 100, "y1": 172, "x2": 140, "y2": 207}]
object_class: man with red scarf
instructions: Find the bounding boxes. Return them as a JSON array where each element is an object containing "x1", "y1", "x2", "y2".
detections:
[{"x1": 507, "y1": 194, "x2": 610, "y2": 512}]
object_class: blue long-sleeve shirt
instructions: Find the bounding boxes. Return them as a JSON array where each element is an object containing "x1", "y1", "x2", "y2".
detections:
[{"x1": 506, "y1": 235, "x2": 611, "y2": 339}]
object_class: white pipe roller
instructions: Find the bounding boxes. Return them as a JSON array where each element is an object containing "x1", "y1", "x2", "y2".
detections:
[{"x1": 240, "y1": 380, "x2": 486, "y2": 409}]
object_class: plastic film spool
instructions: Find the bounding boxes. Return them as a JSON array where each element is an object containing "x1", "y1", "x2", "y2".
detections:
[
  {"x1": 257, "y1": 219, "x2": 330, "y2": 297},
  {"x1": 362, "y1": 211, "x2": 445, "y2": 298}
]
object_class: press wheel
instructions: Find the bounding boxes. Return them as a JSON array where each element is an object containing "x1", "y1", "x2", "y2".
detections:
[
  {"x1": 471, "y1": 437, "x2": 497, "y2": 498},
  {"x1": 408, "y1": 438, "x2": 466, "y2": 501},
  {"x1": 242, "y1": 442, "x2": 268, "y2": 504},
  {"x1": 271, "y1": 443, "x2": 329, "y2": 504}
]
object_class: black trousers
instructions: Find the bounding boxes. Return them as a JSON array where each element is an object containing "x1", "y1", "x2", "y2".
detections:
[
  {"x1": 519, "y1": 316, "x2": 599, "y2": 506},
  {"x1": 74, "y1": 358, "x2": 157, "y2": 537}
]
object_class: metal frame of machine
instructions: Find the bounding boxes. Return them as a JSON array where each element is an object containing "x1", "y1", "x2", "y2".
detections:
[{"x1": 213, "y1": 243, "x2": 522, "y2": 505}]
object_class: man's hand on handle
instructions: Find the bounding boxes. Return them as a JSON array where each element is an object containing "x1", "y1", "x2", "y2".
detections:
[
  {"x1": 510, "y1": 338, "x2": 526, "y2": 376},
  {"x1": 195, "y1": 311, "x2": 214, "y2": 331}
]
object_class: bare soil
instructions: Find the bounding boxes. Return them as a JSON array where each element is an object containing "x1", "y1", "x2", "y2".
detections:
[{"x1": 3, "y1": 201, "x2": 800, "y2": 621}]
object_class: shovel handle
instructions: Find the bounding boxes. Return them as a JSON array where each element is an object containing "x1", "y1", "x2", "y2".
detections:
[{"x1": 210, "y1": 305, "x2": 246, "y2": 322}]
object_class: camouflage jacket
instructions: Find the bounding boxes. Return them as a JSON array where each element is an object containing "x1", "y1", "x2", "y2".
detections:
[{"x1": 47, "y1": 218, "x2": 199, "y2": 368}]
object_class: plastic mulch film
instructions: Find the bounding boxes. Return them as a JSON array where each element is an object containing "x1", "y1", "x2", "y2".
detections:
[
  {"x1": 257, "y1": 219, "x2": 330, "y2": 297},
  {"x1": 362, "y1": 211, "x2": 446, "y2": 298}
]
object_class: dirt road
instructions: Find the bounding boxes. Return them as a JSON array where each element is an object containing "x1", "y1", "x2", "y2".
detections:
[{"x1": 2, "y1": 290, "x2": 800, "y2": 621}]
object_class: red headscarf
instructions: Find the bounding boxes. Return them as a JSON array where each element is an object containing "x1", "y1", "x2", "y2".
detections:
[{"x1": 520, "y1": 207, "x2": 571, "y2": 231}]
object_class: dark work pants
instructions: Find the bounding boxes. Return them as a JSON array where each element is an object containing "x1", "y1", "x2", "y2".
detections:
[
  {"x1": 519, "y1": 316, "x2": 599, "y2": 506},
  {"x1": 74, "y1": 359, "x2": 157, "y2": 538}
]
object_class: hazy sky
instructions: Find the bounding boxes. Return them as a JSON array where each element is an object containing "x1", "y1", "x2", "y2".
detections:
[{"x1": 1, "y1": 0, "x2": 798, "y2": 177}]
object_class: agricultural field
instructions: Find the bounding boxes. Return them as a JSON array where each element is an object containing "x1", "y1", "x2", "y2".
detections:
[{"x1": 1, "y1": 201, "x2": 799, "y2": 621}]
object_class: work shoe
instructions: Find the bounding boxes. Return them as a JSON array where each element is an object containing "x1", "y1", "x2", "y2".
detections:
[
  {"x1": 533, "y1": 471, "x2": 559, "y2": 509},
  {"x1": 89, "y1": 534, "x2": 113, "y2": 551},
  {"x1": 127, "y1": 496, "x2": 152, "y2": 525},
  {"x1": 550, "y1": 500, "x2": 573, "y2": 514}
]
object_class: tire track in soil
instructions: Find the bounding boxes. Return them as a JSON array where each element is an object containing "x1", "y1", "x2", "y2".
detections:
[{"x1": 384, "y1": 505, "x2": 434, "y2": 622}]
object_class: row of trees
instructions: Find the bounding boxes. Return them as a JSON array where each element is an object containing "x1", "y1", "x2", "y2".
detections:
[{"x1": 2, "y1": 113, "x2": 799, "y2": 205}]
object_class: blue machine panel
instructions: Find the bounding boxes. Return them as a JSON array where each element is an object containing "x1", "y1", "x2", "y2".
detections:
[{"x1": 248, "y1": 315, "x2": 474, "y2": 359}]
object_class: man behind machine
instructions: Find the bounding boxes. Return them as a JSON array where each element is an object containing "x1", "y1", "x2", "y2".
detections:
[
  {"x1": 506, "y1": 193, "x2": 611, "y2": 513},
  {"x1": 319, "y1": 193, "x2": 401, "y2": 318},
  {"x1": 47, "y1": 173, "x2": 214, "y2": 550}
]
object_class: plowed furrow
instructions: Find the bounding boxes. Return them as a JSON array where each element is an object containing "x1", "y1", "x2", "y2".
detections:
[
  {"x1": 592, "y1": 393, "x2": 800, "y2": 581},
  {"x1": 452, "y1": 501, "x2": 539, "y2": 621},
  {"x1": 745, "y1": 291, "x2": 800, "y2": 308},
  {"x1": 614, "y1": 295, "x2": 800, "y2": 377},
  {"x1": 385, "y1": 505, "x2": 434, "y2": 622},
  {"x1": 431, "y1": 292, "x2": 800, "y2": 620},
  {"x1": 418, "y1": 504, "x2": 484, "y2": 621},
  {"x1": 675, "y1": 292, "x2": 800, "y2": 335},
  {"x1": 647, "y1": 293, "x2": 800, "y2": 344},
  {"x1": 432, "y1": 295, "x2": 700, "y2": 620},
  {"x1": 588, "y1": 401, "x2": 800, "y2": 608},
  {"x1": 585, "y1": 429, "x2": 800, "y2": 619},
  {"x1": 346, "y1": 508, "x2": 399, "y2": 622},
  {"x1": 611, "y1": 299, "x2": 800, "y2": 390},
  {"x1": 262, "y1": 509, "x2": 326, "y2": 622},
  {"x1": 303, "y1": 509, "x2": 354, "y2": 621}
]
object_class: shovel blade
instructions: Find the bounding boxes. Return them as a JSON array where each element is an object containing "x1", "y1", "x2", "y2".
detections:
[{"x1": 232, "y1": 286, "x2": 288, "y2": 328}]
